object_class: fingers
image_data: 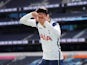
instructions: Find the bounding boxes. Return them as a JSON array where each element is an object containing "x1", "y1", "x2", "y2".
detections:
[
  {"x1": 32, "y1": 11, "x2": 38, "y2": 16},
  {"x1": 32, "y1": 12, "x2": 38, "y2": 19}
]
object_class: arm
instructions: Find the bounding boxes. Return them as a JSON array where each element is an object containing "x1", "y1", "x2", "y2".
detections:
[
  {"x1": 19, "y1": 12, "x2": 37, "y2": 27},
  {"x1": 44, "y1": 21, "x2": 61, "y2": 36}
]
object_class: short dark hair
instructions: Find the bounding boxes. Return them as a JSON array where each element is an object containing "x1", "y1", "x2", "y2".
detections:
[{"x1": 36, "y1": 7, "x2": 48, "y2": 14}]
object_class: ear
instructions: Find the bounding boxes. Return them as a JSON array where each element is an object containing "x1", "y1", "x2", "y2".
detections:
[
  {"x1": 47, "y1": 14, "x2": 50, "y2": 18},
  {"x1": 45, "y1": 14, "x2": 50, "y2": 21}
]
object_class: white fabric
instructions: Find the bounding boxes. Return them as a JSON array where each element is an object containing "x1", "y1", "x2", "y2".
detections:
[{"x1": 20, "y1": 12, "x2": 63, "y2": 60}]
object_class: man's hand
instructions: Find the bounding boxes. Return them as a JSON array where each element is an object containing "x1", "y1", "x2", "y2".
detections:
[{"x1": 32, "y1": 12, "x2": 38, "y2": 20}]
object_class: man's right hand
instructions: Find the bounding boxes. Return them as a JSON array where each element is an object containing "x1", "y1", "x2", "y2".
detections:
[{"x1": 32, "y1": 12, "x2": 38, "y2": 20}]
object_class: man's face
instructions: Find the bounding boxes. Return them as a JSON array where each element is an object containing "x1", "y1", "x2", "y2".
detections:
[{"x1": 37, "y1": 12, "x2": 47, "y2": 19}]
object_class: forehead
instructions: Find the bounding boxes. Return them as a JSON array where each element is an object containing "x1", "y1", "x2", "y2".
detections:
[{"x1": 37, "y1": 12, "x2": 46, "y2": 15}]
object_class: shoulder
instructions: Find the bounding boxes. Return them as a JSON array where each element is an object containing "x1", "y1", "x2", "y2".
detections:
[
  {"x1": 52, "y1": 22, "x2": 57, "y2": 26},
  {"x1": 50, "y1": 19, "x2": 59, "y2": 27}
]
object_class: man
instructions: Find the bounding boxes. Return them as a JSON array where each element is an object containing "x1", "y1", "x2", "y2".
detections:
[{"x1": 20, "y1": 7, "x2": 64, "y2": 65}]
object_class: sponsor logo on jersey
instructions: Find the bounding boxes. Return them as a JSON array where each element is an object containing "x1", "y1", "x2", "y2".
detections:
[{"x1": 40, "y1": 34, "x2": 52, "y2": 41}]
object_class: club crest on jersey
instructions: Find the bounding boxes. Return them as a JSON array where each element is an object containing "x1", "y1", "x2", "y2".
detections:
[{"x1": 40, "y1": 34, "x2": 52, "y2": 41}]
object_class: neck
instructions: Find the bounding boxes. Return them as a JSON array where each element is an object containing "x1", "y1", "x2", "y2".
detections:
[{"x1": 39, "y1": 18, "x2": 50, "y2": 27}]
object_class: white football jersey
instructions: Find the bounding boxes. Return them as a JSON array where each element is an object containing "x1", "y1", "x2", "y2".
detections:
[{"x1": 20, "y1": 12, "x2": 63, "y2": 60}]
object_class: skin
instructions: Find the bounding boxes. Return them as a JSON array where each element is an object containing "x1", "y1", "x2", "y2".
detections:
[{"x1": 32, "y1": 11, "x2": 50, "y2": 26}]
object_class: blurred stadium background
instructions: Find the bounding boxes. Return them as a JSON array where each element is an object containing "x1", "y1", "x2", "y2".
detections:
[{"x1": 0, "y1": 0, "x2": 87, "y2": 65}]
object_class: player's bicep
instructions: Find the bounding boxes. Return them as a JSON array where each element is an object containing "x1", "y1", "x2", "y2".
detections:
[
  {"x1": 20, "y1": 12, "x2": 37, "y2": 27},
  {"x1": 20, "y1": 18, "x2": 37, "y2": 27},
  {"x1": 27, "y1": 19, "x2": 37, "y2": 27}
]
